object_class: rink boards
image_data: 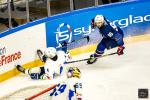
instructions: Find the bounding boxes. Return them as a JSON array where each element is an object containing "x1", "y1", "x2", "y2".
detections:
[{"x1": 1, "y1": 0, "x2": 150, "y2": 82}]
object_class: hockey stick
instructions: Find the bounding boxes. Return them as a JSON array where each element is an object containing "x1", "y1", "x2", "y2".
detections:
[
  {"x1": 66, "y1": 52, "x2": 117, "y2": 64},
  {"x1": 25, "y1": 84, "x2": 57, "y2": 100},
  {"x1": 57, "y1": 35, "x2": 90, "y2": 49},
  {"x1": 71, "y1": 35, "x2": 90, "y2": 44}
]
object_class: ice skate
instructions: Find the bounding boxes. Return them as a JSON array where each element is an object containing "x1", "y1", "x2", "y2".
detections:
[
  {"x1": 87, "y1": 55, "x2": 97, "y2": 64},
  {"x1": 16, "y1": 65, "x2": 25, "y2": 73}
]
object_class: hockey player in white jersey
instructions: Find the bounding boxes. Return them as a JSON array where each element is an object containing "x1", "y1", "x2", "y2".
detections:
[
  {"x1": 49, "y1": 66, "x2": 82, "y2": 100},
  {"x1": 16, "y1": 46, "x2": 71, "y2": 80}
]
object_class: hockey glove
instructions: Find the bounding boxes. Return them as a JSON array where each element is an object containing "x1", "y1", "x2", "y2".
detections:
[
  {"x1": 117, "y1": 46, "x2": 125, "y2": 55},
  {"x1": 61, "y1": 41, "x2": 68, "y2": 47},
  {"x1": 65, "y1": 50, "x2": 72, "y2": 61}
]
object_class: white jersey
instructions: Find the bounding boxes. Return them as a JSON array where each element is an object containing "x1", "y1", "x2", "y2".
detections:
[
  {"x1": 44, "y1": 50, "x2": 66, "y2": 79},
  {"x1": 49, "y1": 77, "x2": 82, "y2": 100}
]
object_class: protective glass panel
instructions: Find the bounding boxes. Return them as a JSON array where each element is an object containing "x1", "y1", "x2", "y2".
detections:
[
  {"x1": 29, "y1": 0, "x2": 47, "y2": 21},
  {"x1": 50, "y1": 0, "x2": 70, "y2": 15},
  {"x1": 10, "y1": 0, "x2": 27, "y2": 28},
  {"x1": 0, "y1": 2, "x2": 9, "y2": 33},
  {"x1": 73, "y1": 0, "x2": 95, "y2": 10}
]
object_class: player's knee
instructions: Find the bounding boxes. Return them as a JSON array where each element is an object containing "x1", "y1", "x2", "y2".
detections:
[
  {"x1": 97, "y1": 43, "x2": 106, "y2": 52},
  {"x1": 95, "y1": 50, "x2": 104, "y2": 57},
  {"x1": 115, "y1": 35, "x2": 124, "y2": 46},
  {"x1": 117, "y1": 39, "x2": 124, "y2": 46}
]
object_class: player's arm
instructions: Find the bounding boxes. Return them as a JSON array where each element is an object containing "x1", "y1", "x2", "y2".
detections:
[
  {"x1": 91, "y1": 18, "x2": 96, "y2": 29},
  {"x1": 60, "y1": 41, "x2": 72, "y2": 61},
  {"x1": 108, "y1": 20, "x2": 124, "y2": 37},
  {"x1": 104, "y1": 17, "x2": 119, "y2": 32},
  {"x1": 37, "y1": 49, "x2": 47, "y2": 62}
]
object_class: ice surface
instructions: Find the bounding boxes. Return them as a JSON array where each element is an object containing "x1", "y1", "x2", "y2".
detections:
[{"x1": 1, "y1": 41, "x2": 150, "y2": 100}]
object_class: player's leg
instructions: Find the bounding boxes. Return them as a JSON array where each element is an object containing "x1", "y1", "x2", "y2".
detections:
[
  {"x1": 27, "y1": 67, "x2": 46, "y2": 80},
  {"x1": 16, "y1": 65, "x2": 45, "y2": 80},
  {"x1": 87, "y1": 38, "x2": 107, "y2": 64},
  {"x1": 105, "y1": 38, "x2": 118, "y2": 50},
  {"x1": 113, "y1": 33, "x2": 125, "y2": 55},
  {"x1": 117, "y1": 26, "x2": 124, "y2": 37},
  {"x1": 93, "y1": 38, "x2": 107, "y2": 57}
]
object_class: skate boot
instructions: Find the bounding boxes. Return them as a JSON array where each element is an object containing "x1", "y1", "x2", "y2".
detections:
[
  {"x1": 87, "y1": 54, "x2": 97, "y2": 64},
  {"x1": 117, "y1": 46, "x2": 125, "y2": 55},
  {"x1": 16, "y1": 65, "x2": 25, "y2": 73}
]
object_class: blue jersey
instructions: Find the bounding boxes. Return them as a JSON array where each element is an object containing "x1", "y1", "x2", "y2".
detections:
[{"x1": 98, "y1": 18, "x2": 123, "y2": 39}]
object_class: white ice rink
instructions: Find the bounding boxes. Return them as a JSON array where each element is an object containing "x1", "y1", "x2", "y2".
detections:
[{"x1": 0, "y1": 41, "x2": 150, "y2": 100}]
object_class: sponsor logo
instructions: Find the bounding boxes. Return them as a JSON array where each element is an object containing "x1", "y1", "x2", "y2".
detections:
[
  {"x1": 113, "y1": 14, "x2": 150, "y2": 28},
  {"x1": 55, "y1": 23, "x2": 72, "y2": 46},
  {"x1": 0, "y1": 47, "x2": 22, "y2": 67},
  {"x1": 55, "y1": 23, "x2": 91, "y2": 46}
]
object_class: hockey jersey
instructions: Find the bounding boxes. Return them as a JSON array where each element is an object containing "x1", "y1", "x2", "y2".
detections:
[
  {"x1": 49, "y1": 77, "x2": 82, "y2": 100},
  {"x1": 98, "y1": 18, "x2": 124, "y2": 46},
  {"x1": 98, "y1": 18, "x2": 119, "y2": 38},
  {"x1": 44, "y1": 51, "x2": 67, "y2": 79}
]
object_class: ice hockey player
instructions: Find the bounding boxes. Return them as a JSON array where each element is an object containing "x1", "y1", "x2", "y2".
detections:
[
  {"x1": 16, "y1": 46, "x2": 71, "y2": 80},
  {"x1": 49, "y1": 66, "x2": 82, "y2": 100},
  {"x1": 87, "y1": 14, "x2": 125, "y2": 64}
]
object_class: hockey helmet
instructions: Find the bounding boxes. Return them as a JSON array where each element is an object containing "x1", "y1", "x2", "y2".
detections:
[
  {"x1": 94, "y1": 15, "x2": 104, "y2": 28},
  {"x1": 44, "y1": 47, "x2": 56, "y2": 58},
  {"x1": 67, "y1": 67, "x2": 81, "y2": 78}
]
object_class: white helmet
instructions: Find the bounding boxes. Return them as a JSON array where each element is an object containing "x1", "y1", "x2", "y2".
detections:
[
  {"x1": 94, "y1": 15, "x2": 104, "y2": 28},
  {"x1": 44, "y1": 47, "x2": 56, "y2": 58}
]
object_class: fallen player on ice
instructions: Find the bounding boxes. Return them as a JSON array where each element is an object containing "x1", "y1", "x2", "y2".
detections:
[{"x1": 16, "y1": 46, "x2": 71, "y2": 80}]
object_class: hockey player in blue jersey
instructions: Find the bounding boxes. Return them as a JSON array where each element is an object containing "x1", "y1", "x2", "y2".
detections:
[{"x1": 87, "y1": 15, "x2": 125, "y2": 64}]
